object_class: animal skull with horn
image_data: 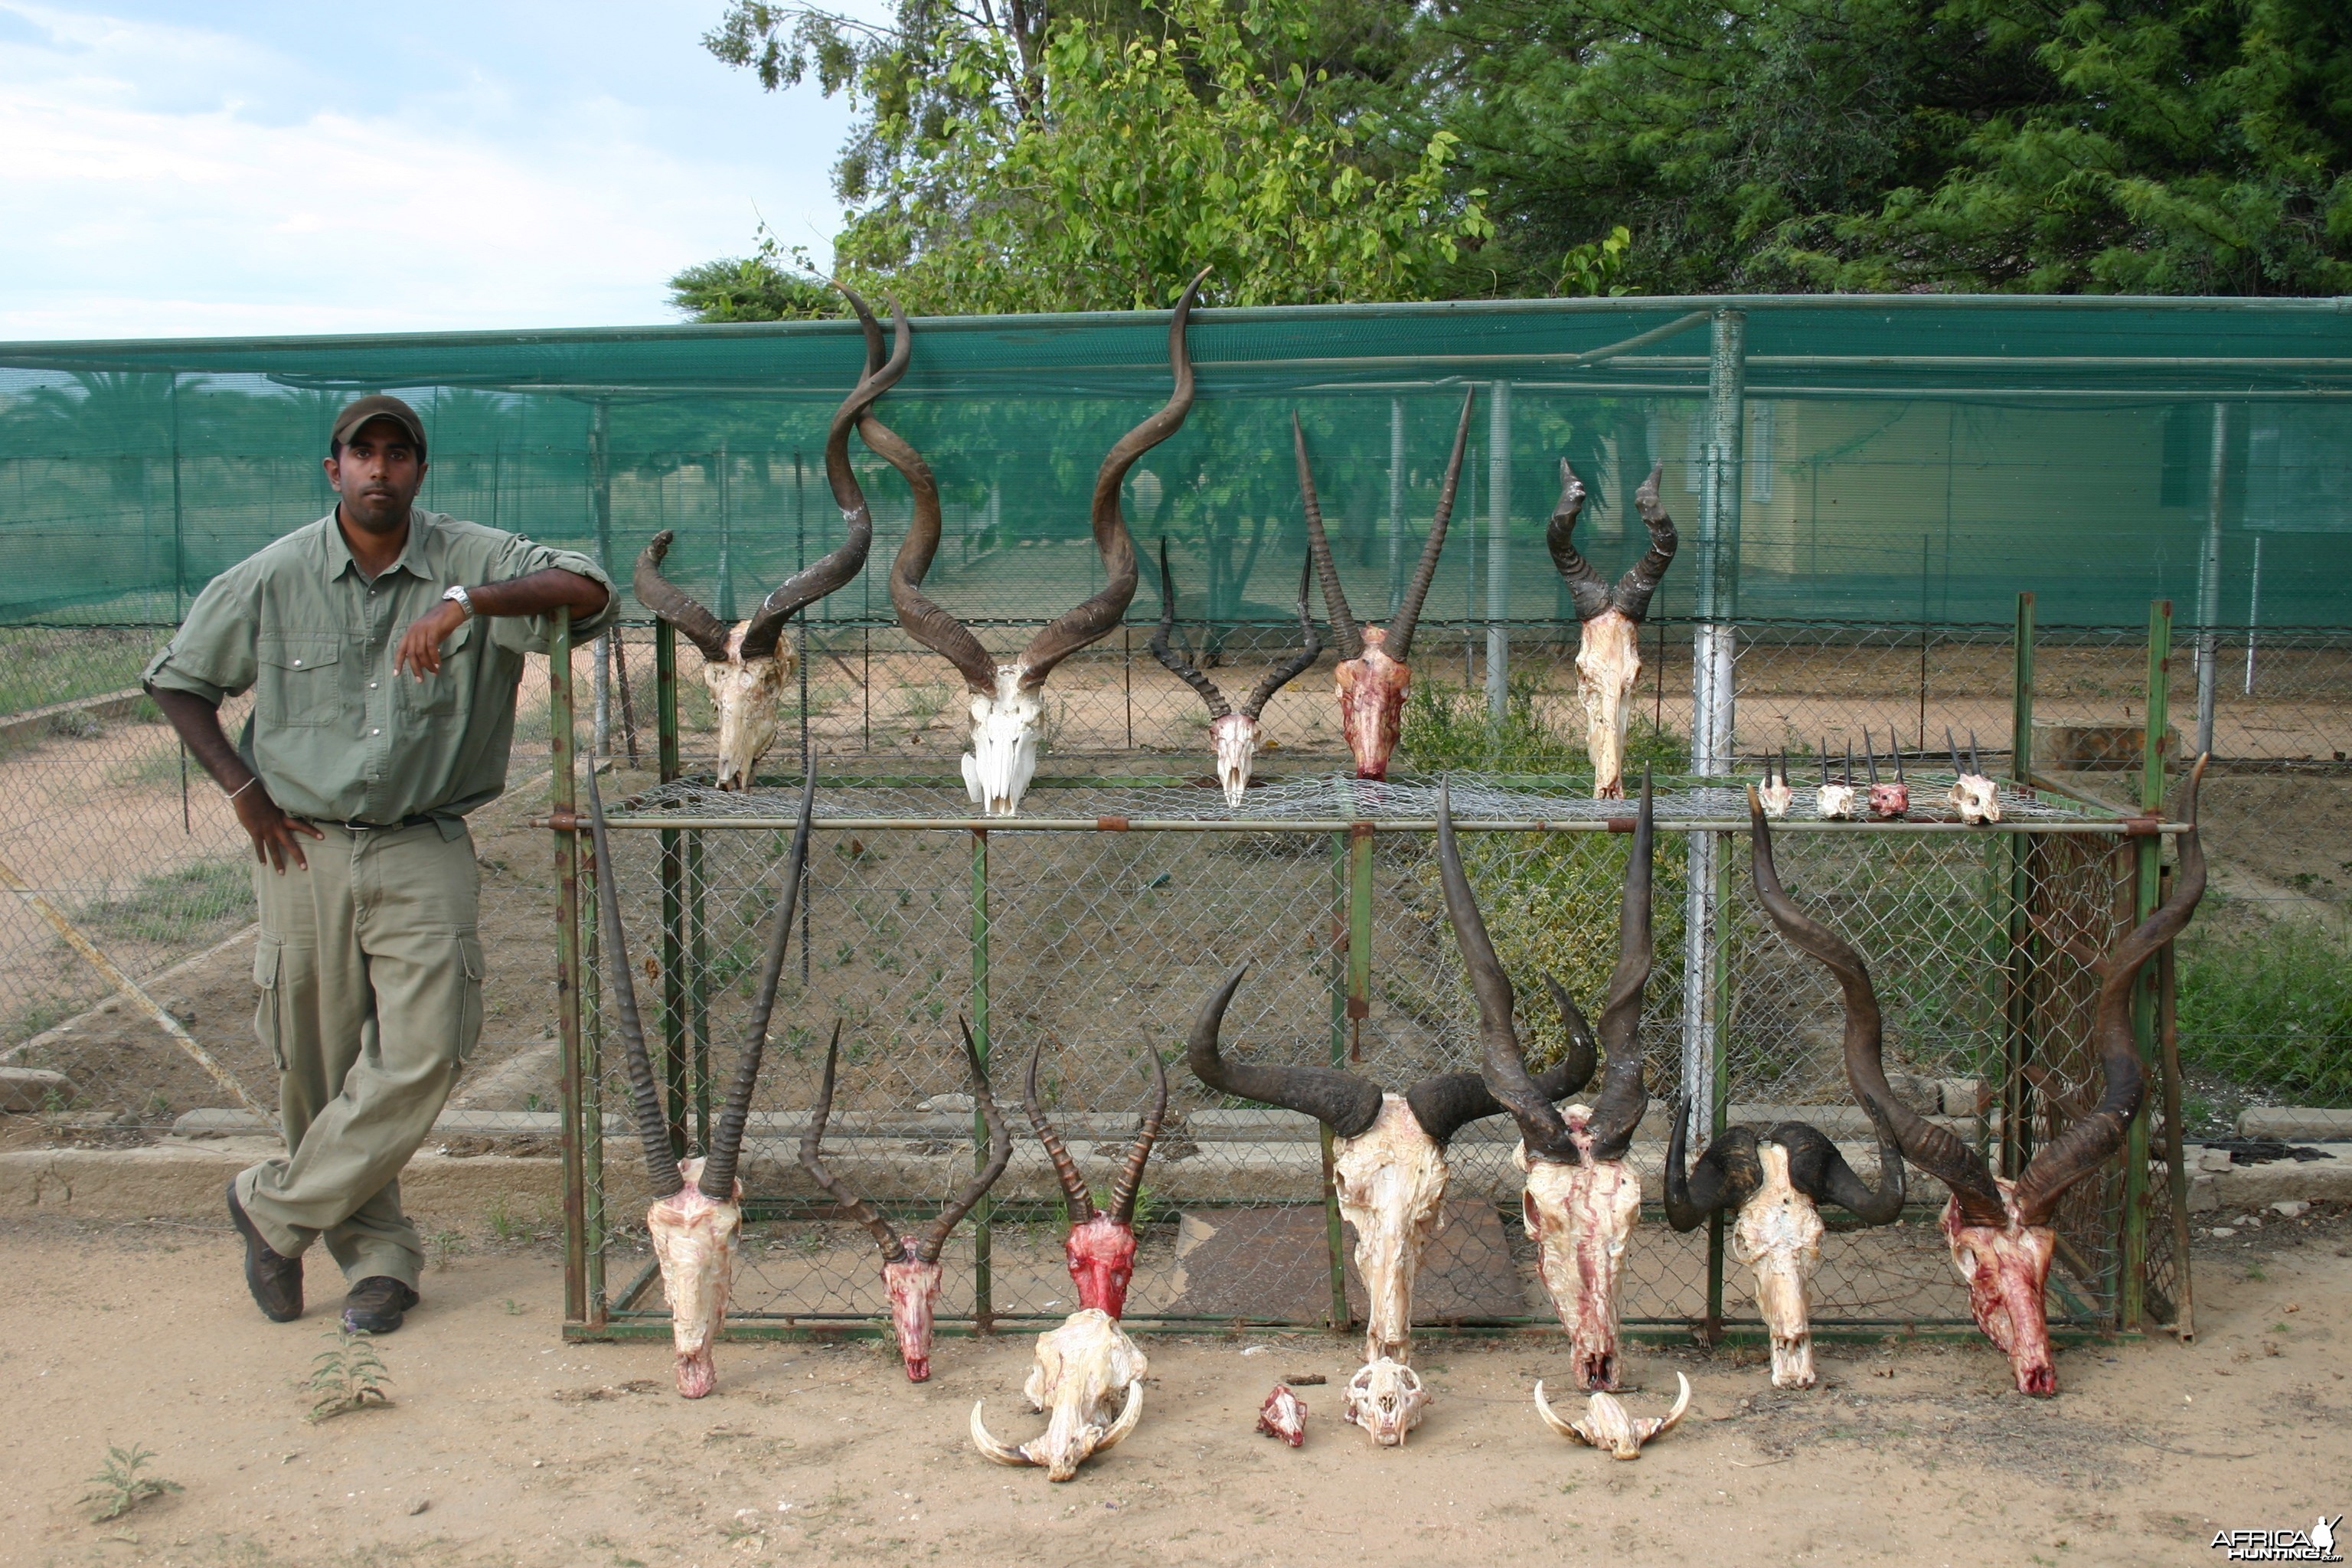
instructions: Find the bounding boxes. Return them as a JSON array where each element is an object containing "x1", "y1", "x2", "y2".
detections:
[
  {"x1": 884, "y1": 270, "x2": 1209, "y2": 817},
  {"x1": 1185, "y1": 956, "x2": 1596, "y2": 1445},
  {"x1": 1753, "y1": 756, "x2": 2207, "y2": 1394},
  {"x1": 1152, "y1": 540, "x2": 1320, "y2": 806},
  {"x1": 971, "y1": 1044, "x2": 1168, "y2": 1478},
  {"x1": 797, "y1": 1021, "x2": 1012, "y2": 1382},
  {"x1": 1449, "y1": 774, "x2": 1655, "y2": 1392},
  {"x1": 1947, "y1": 729, "x2": 2001, "y2": 824},
  {"x1": 1816, "y1": 742, "x2": 1857, "y2": 821},
  {"x1": 586, "y1": 764, "x2": 816, "y2": 1397},
  {"x1": 1757, "y1": 751, "x2": 1794, "y2": 820},
  {"x1": 1547, "y1": 463, "x2": 1678, "y2": 800},
  {"x1": 632, "y1": 287, "x2": 898, "y2": 789},
  {"x1": 1534, "y1": 1372, "x2": 1690, "y2": 1459},
  {"x1": 1296, "y1": 390, "x2": 1475, "y2": 782},
  {"x1": 1863, "y1": 730, "x2": 1909, "y2": 819}
]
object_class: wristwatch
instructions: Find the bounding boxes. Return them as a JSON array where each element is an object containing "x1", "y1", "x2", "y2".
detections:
[{"x1": 441, "y1": 583, "x2": 475, "y2": 619}]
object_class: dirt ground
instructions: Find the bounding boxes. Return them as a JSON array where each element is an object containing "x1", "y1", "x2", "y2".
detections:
[{"x1": 2, "y1": 1207, "x2": 2345, "y2": 1568}]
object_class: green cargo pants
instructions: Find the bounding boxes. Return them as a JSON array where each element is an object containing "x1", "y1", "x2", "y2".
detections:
[{"x1": 234, "y1": 820, "x2": 484, "y2": 1289}]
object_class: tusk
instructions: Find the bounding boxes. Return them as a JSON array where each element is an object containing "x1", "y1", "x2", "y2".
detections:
[
  {"x1": 970, "y1": 1401, "x2": 1034, "y2": 1467},
  {"x1": 1658, "y1": 1370, "x2": 1692, "y2": 1433},
  {"x1": 1532, "y1": 1379, "x2": 1583, "y2": 1441},
  {"x1": 1096, "y1": 1379, "x2": 1146, "y2": 1455}
]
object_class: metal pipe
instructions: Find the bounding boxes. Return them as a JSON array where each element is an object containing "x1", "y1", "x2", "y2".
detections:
[
  {"x1": 550, "y1": 608, "x2": 587, "y2": 1325},
  {"x1": 2121, "y1": 598, "x2": 2173, "y2": 1329},
  {"x1": 1386, "y1": 396, "x2": 1406, "y2": 616},
  {"x1": 1487, "y1": 381, "x2": 1511, "y2": 717},
  {"x1": 2245, "y1": 536, "x2": 2262, "y2": 694},
  {"x1": 970, "y1": 828, "x2": 994, "y2": 1333},
  {"x1": 1325, "y1": 828, "x2": 1351, "y2": 1331},
  {"x1": 2194, "y1": 404, "x2": 2229, "y2": 755},
  {"x1": 581, "y1": 814, "x2": 2174, "y2": 835}
]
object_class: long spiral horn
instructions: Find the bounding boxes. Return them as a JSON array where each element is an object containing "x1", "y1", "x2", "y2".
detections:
[
  {"x1": 1403, "y1": 977, "x2": 1599, "y2": 1148},
  {"x1": 586, "y1": 767, "x2": 684, "y2": 1199},
  {"x1": 1237, "y1": 554, "x2": 1323, "y2": 720},
  {"x1": 1149, "y1": 537, "x2": 1230, "y2": 720},
  {"x1": 1583, "y1": 771, "x2": 1655, "y2": 1161},
  {"x1": 1546, "y1": 459, "x2": 1611, "y2": 622},
  {"x1": 799, "y1": 1022, "x2": 908, "y2": 1259},
  {"x1": 632, "y1": 531, "x2": 733, "y2": 663}
]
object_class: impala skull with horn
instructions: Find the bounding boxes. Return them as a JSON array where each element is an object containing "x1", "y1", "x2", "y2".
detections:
[
  {"x1": 1947, "y1": 729, "x2": 2001, "y2": 825},
  {"x1": 1152, "y1": 540, "x2": 1321, "y2": 805},
  {"x1": 1023, "y1": 1040, "x2": 1169, "y2": 1318},
  {"x1": 1753, "y1": 757, "x2": 2207, "y2": 1395},
  {"x1": 587, "y1": 764, "x2": 815, "y2": 1397},
  {"x1": 1452, "y1": 774, "x2": 1655, "y2": 1393},
  {"x1": 1547, "y1": 463, "x2": 1677, "y2": 800},
  {"x1": 632, "y1": 289, "x2": 899, "y2": 789},
  {"x1": 1296, "y1": 389, "x2": 1475, "y2": 782},
  {"x1": 881, "y1": 270, "x2": 1208, "y2": 817},
  {"x1": 797, "y1": 1019, "x2": 1012, "y2": 1383}
]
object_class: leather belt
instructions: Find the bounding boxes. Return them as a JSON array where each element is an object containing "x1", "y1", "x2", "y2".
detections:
[{"x1": 330, "y1": 815, "x2": 437, "y2": 831}]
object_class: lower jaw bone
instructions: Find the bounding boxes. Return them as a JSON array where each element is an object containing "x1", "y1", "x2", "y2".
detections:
[
  {"x1": 972, "y1": 1308, "x2": 1148, "y2": 1481},
  {"x1": 645, "y1": 1161, "x2": 743, "y2": 1399},
  {"x1": 1944, "y1": 1191, "x2": 2060, "y2": 1396},
  {"x1": 883, "y1": 1257, "x2": 944, "y2": 1382},
  {"x1": 1521, "y1": 1140, "x2": 1642, "y2": 1391},
  {"x1": 1575, "y1": 610, "x2": 1642, "y2": 800}
]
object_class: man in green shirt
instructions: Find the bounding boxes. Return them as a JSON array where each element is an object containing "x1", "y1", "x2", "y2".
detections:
[{"x1": 145, "y1": 394, "x2": 616, "y2": 1334}]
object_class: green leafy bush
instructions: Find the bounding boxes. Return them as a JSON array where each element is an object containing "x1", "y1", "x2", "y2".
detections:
[{"x1": 2177, "y1": 921, "x2": 2352, "y2": 1103}]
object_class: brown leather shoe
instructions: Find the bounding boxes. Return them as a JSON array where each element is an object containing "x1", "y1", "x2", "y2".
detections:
[
  {"x1": 341, "y1": 1277, "x2": 420, "y2": 1334},
  {"x1": 226, "y1": 1179, "x2": 302, "y2": 1322}
]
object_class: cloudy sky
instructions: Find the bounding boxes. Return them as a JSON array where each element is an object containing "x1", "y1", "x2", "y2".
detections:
[{"x1": 0, "y1": 0, "x2": 861, "y2": 341}]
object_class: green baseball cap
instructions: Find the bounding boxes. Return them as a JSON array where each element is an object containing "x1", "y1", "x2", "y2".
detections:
[{"x1": 330, "y1": 394, "x2": 428, "y2": 459}]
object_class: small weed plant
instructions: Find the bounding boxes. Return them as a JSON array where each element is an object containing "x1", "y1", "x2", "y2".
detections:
[
  {"x1": 306, "y1": 1328, "x2": 393, "y2": 1422},
  {"x1": 81, "y1": 1443, "x2": 181, "y2": 1522}
]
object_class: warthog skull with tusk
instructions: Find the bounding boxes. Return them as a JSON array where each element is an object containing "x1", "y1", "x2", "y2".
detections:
[
  {"x1": 879, "y1": 270, "x2": 1208, "y2": 817},
  {"x1": 797, "y1": 1019, "x2": 1012, "y2": 1382},
  {"x1": 587, "y1": 765, "x2": 816, "y2": 1397},
  {"x1": 1547, "y1": 462, "x2": 1678, "y2": 800},
  {"x1": 1753, "y1": 757, "x2": 2208, "y2": 1394},
  {"x1": 1024, "y1": 1040, "x2": 1170, "y2": 1319},
  {"x1": 1152, "y1": 541, "x2": 1320, "y2": 806},
  {"x1": 972, "y1": 1308, "x2": 1148, "y2": 1481},
  {"x1": 1452, "y1": 774, "x2": 1656, "y2": 1393},
  {"x1": 1296, "y1": 390, "x2": 1475, "y2": 782},
  {"x1": 1947, "y1": 728, "x2": 2001, "y2": 824},
  {"x1": 1534, "y1": 1371, "x2": 1690, "y2": 1459},
  {"x1": 632, "y1": 287, "x2": 896, "y2": 789}
]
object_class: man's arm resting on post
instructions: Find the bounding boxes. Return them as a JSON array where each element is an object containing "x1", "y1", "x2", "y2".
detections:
[
  {"x1": 148, "y1": 688, "x2": 323, "y2": 874},
  {"x1": 396, "y1": 567, "x2": 609, "y2": 678}
]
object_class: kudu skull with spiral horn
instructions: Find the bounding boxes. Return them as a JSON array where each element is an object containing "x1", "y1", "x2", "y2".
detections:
[
  {"x1": 1753, "y1": 756, "x2": 2208, "y2": 1395},
  {"x1": 1450, "y1": 774, "x2": 1655, "y2": 1392},
  {"x1": 1295, "y1": 389, "x2": 1475, "y2": 782},
  {"x1": 878, "y1": 270, "x2": 1210, "y2": 816},
  {"x1": 796, "y1": 1019, "x2": 1012, "y2": 1383},
  {"x1": 1547, "y1": 464, "x2": 1677, "y2": 799},
  {"x1": 1152, "y1": 541, "x2": 1321, "y2": 805},
  {"x1": 1185, "y1": 957, "x2": 1596, "y2": 1446},
  {"x1": 631, "y1": 286, "x2": 899, "y2": 789},
  {"x1": 586, "y1": 764, "x2": 816, "y2": 1397}
]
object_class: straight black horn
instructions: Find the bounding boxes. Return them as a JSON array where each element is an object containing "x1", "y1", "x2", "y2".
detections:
[
  {"x1": 586, "y1": 767, "x2": 684, "y2": 1198},
  {"x1": 1583, "y1": 770, "x2": 1654, "y2": 1161},
  {"x1": 1388, "y1": 386, "x2": 1476, "y2": 660},
  {"x1": 1106, "y1": 1046, "x2": 1170, "y2": 1227}
]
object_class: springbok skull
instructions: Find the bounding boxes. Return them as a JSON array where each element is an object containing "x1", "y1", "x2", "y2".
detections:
[
  {"x1": 875, "y1": 270, "x2": 1208, "y2": 816},
  {"x1": 1343, "y1": 1357, "x2": 1429, "y2": 1446},
  {"x1": 1863, "y1": 730, "x2": 1909, "y2": 819},
  {"x1": 632, "y1": 287, "x2": 895, "y2": 789},
  {"x1": 1947, "y1": 729, "x2": 2001, "y2": 824},
  {"x1": 1257, "y1": 1384, "x2": 1308, "y2": 1446},
  {"x1": 1534, "y1": 1372, "x2": 1690, "y2": 1459},
  {"x1": 1664, "y1": 1086, "x2": 1904, "y2": 1389},
  {"x1": 1185, "y1": 963, "x2": 1595, "y2": 1369},
  {"x1": 972, "y1": 1308, "x2": 1148, "y2": 1481},
  {"x1": 1449, "y1": 775, "x2": 1655, "y2": 1392},
  {"x1": 798, "y1": 1020, "x2": 1012, "y2": 1382},
  {"x1": 588, "y1": 765, "x2": 815, "y2": 1396},
  {"x1": 1757, "y1": 751, "x2": 1794, "y2": 819},
  {"x1": 1152, "y1": 541, "x2": 1320, "y2": 805},
  {"x1": 1024, "y1": 1040, "x2": 1169, "y2": 1319},
  {"x1": 1297, "y1": 390, "x2": 1475, "y2": 781},
  {"x1": 1753, "y1": 758, "x2": 2208, "y2": 1394},
  {"x1": 1816, "y1": 743, "x2": 1857, "y2": 821},
  {"x1": 1548, "y1": 462, "x2": 1677, "y2": 800}
]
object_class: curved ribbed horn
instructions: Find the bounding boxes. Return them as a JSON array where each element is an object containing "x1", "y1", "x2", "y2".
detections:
[
  {"x1": 1238, "y1": 554, "x2": 1322, "y2": 720},
  {"x1": 1780, "y1": 1101, "x2": 1906, "y2": 1224},
  {"x1": 878, "y1": 315, "x2": 998, "y2": 698},
  {"x1": 1016, "y1": 267, "x2": 1208, "y2": 691},
  {"x1": 1293, "y1": 414, "x2": 1361, "y2": 662},
  {"x1": 698, "y1": 763, "x2": 819, "y2": 1199},
  {"x1": 632, "y1": 531, "x2": 733, "y2": 663},
  {"x1": 2011, "y1": 756, "x2": 2207, "y2": 1227},
  {"x1": 1388, "y1": 386, "x2": 1476, "y2": 661},
  {"x1": 1583, "y1": 772, "x2": 1655, "y2": 1161},
  {"x1": 1749, "y1": 786, "x2": 2007, "y2": 1227},
  {"x1": 1439, "y1": 779, "x2": 1578, "y2": 1161},
  {"x1": 799, "y1": 1022, "x2": 908, "y2": 1260},
  {"x1": 1149, "y1": 537, "x2": 1230, "y2": 720},
  {"x1": 1545, "y1": 460, "x2": 1611, "y2": 622},
  {"x1": 1663, "y1": 1102, "x2": 1759, "y2": 1233},
  {"x1": 1405, "y1": 976, "x2": 1599, "y2": 1147},
  {"x1": 916, "y1": 1018, "x2": 1014, "y2": 1263},
  {"x1": 1025, "y1": 1041, "x2": 1097, "y2": 1218},
  {"x1": 1185, "y1": 964, "x2": 1384, "y2": 1138},
  {"x1": 1106, "y1": 1046, "x2": 1170, "y2": 1226},
  {"x1": 1612, "y1": 465, "x2": 1676, "y2": 621},
  {"x1": 586, "y1": 766, "x2": 684, "y2": 1199}
]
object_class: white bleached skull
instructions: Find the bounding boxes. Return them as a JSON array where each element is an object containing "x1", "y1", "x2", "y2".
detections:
[
  {"x1": 972, "y1": 1308, "x2": 1148, "y2": 1481},
  {"x1": 1758, "y1": 768, "x2": 1794, "y2": 819},
  {"x1": 1334, "y1": 1096, "x2": 1451, "y2": 1364},
  {"x1": 1209, "y1": 712, "x2": 1263, "y2": 808},
  {"x1": 1816, "y1": 780, "x2": 1857, "y2": 820},
  {"x1": 960, "y1": 669, "x2": 1044, "y2": 818},
  {"x1": 1519, "y1": 1117, "x2": 1643, "y2": 1392},
  {"x1": 1343, "y1": 1356, "x2": 1429, "y2": 1447},
  {"x1": 1949, "y1": 773, "x2": 2001, "y2": 824},
  {"x1": 704, "y1": 635, "x2": 793, "y2": 792},
  {"x1": 644, "y1": 1156, "x2": 742, "y2": 1400},
  {"x1": 1534, "y1": 1371, "x2": 1690, "y2": 1459},
  {"x1": 1257, "y1": 1383, "x2": 1308, "y2": 1447},
  {"x1": 1575, "y1": 611, "x2": 1645, "y2": 802},
  {"x1": 1729, "y1": 1142, "x2": 1828, "y2": 1390}
]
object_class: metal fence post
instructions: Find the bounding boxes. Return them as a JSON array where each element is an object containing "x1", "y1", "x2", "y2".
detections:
[
  {"x1": 2121, "y1": 599, "x2": 2172, "y2": 1328},
  {"x1": 2194, "y1": 406, "x2": 2229, "y2": 756},
  {"x1": 2002, "y1": 593, "x2": 2038, "y2": 1180},
  {"x1": 971, "y1": 828, "x2": 995, "y2": 1333},
  {"x1": 550, "y1": 609, "x2": 586, "y2": 1325},
  {"x1": 1486, "y1": 382, "x2": 1511, "y2": 717},
  {"x1": 1386, "y1": 396, "x2": 1407, "y2": 616},
  {"x1": 1325, "y1": 827, "x2": 1351, "y2": 1332}
]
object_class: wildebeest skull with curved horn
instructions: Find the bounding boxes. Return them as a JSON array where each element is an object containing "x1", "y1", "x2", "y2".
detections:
[
  {"x1": 797, "y1": 1018, "x2": 1012, "y2": 1382},
  {"x1": 1547, "y1": 464, "x2": 1677, "y2": 800},
  {"x1": 632, "y1": 286, "x2": 900, "y2": 788},
  {"x1": 1185, "y1": 953, "x2": 1596, "y2": 1444},
  {"x1": 1753, "y1": 756, "x2": 2207, "y2": 1395},
  {"x1": 1295, "y1": 389, "x2": 1476, "y2": 782},
  {"x1": 1452, "y1": 774, "x2": 1655, "y2": 1392},
  {"x1": 1152, "y1": 540, "x2": 1321, "y2": 806},
  {"x1": 879, "y1": 269, "x2": 1210, "y2": 817},
  {"x1": 587, "y1": 763, "x2": 816, "y2": 1397}
]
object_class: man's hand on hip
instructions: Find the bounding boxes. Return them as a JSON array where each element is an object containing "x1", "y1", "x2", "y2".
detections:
[
  {"x1": 395, "y1": 599, "x2": 467, "y2": 680},
  {"x1": 236, "y1": 782, "x2": 324, "y2": 874}
]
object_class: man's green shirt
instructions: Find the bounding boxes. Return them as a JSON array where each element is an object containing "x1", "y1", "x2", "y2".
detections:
[{"x1": 143, "y1": 509, "x2": 618, "y2": 831}]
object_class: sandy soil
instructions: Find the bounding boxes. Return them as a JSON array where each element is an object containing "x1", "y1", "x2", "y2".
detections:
[{"x1": 2, "y1": 1206, "x2": 2344, "y2": 1568}]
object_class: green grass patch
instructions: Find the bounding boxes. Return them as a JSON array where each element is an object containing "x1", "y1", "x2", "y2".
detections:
[
  {"x1": 77, "y1": 859, "x2": 254, "y2": 947},
  {"x1": 1398, "y1": 671, "x2": 1689, "y2": 776},
  {"x1": 0, "y1": 628, "x2": 157, "y2": 717},
  {"x1": 2177, "y1": 920, "x2": 2352, "y2": 1102}
]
